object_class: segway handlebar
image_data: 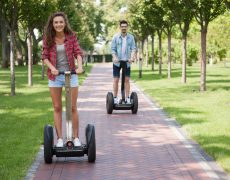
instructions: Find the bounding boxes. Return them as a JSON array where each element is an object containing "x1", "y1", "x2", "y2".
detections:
[
  {"x1": 117, "y1": 60, "x2": 134, "y2": 63},
  {"x1": 58, "y1": 70, "x2": 85, "y2": 75}
]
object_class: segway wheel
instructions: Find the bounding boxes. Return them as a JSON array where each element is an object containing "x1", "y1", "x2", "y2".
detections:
[
  {"x1": 131, "y1": 92, "x2": 138, "y2": 114},
  {"x1": 85, "y1": 124, "x2": 96, "y2": 163},
  {"x1": 44, "y1": 124, "x2": 53, "y2": 164},
  {"x1": 106, "y1": 92, "x2": 114, "y2": 114}
]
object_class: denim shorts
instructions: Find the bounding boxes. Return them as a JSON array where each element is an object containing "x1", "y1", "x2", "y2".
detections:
[
  {"x1": 48, "y1": 74, "x2": 78, "y2": 87},
  {"x1": 113, "y1": 64, "x2": 130, "y2": 78}
]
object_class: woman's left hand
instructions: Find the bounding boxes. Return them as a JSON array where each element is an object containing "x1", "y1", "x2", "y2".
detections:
[{"x1": 76, "y1": 67, "x2": 84, "y2": 75}]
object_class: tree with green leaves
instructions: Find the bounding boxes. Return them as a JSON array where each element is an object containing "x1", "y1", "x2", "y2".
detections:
[
  {"x1": 20, "y1": 0, "x2": 56, "y2": 86},
  {"x1": 101, "y1": 0, "x2": 131, "y2": 44},
  {"x1": 165, "y1": 0, "x2": 194, "y2": 83},
  {"x1": 153, "y1": 2, "x2": 165, "y2": 75},
  {"x1": 129, "y1": 0, "x2": 149, "y2": 64},
  {"x1": 0, "y1": 0, "x2": 22, "y2": 95},
  {"x1": 141, "y1": 0, "x2": 157, "y2": 71},
  {"x1": 191, "y1": 0, "x2": 226, "y2": 91},
  {"x1": 132, "y1": 0, "x2": 164, "y2": 75},
  {"x1": 161, "y1": 0, "x2": 177, "y2": 79},
  {"x1": 58, "y1": 0, "x2": 104, "y2": 54},
  {"x1": 224, "y1": 0, "x2": 230, "y2": 8},
  {"x1": 207, "y1": 12, "x2": 230, "y2": 66},
  {"x1": 0, "y1": 10, "x2": 8, "y2": 68}
]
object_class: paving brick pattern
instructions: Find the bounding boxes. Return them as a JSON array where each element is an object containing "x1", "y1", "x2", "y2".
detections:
[{"x1": 32, "y1": 63, "x2": 229, "y2": 180}]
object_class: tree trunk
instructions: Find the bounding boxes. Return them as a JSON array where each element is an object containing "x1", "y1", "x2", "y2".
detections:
[
  {"x1": 27, "y1": 30, "x2": 33, "y2": 86},
  {"x1": 103, "y1": 54, "x2": 105, "y2": 63},
  {"x1": 167, "y1": 30, "x2": 172, "y2": 79},
  {"x1": 139, "y1": 40, "x2": 144, "y2": 78},
  {"x1": 182, "y1": 33, "x2": 187, "y2": 83},
  {"x1": 136, "y1": 41, "x2": 140, "y2": 64},
  {"x1": 15, "y1": 37, "x2": 23, "y2": 66},
  {"x1": 1, "y1": 17, "x2": 8, "y2": 68},
  {"x1": 157, "y1": 31, "x2": 162, "y2": 75},
  {"x1": 145, "y1": 36, "x2": 148, "y2": 67},
  {"x1": 209, "y1": 54, "x2": 213, "y2": 66},
  {"x1": 18, "y1": 35, "x2": 28, "y2": 64},
  {"x1": 223, "y1": 59, "x2": 227, "y2": 67},
  {"x1": 90, "y1": 50, "x2": 93, "y2": 63},
  {"x1": 151, "y1": 34, "x2": 154, "y2": 71},
  {"x1": 85, "y1": 53, "x2": 88, "y2": 66},
  {"x1": 200, "y1": 26, "x2": 207, "y2": 91},
  {"x1": 135, "y1": 41, "x2": 139, "y2": 64},
  {"x1": 32, "y1": 32, "x2": 42, "y2": 65},
  {"x1": 10, "y1": 30, "x2": 15, "y2": 96},
  {"x1": 141, "y1": 39, "x2": 144, "y2": 60},
  {"x1": 32, "y1": 35, "x2": 38, "y2": 65}
]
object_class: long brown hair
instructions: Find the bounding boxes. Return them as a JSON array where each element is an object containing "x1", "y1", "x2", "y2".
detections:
[{"x1": 44, "y1": 12, "x2": 73, "y2": 48}]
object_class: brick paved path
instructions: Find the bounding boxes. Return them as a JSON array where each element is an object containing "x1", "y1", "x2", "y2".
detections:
[{"x1": 30, "y1": 63, "x2": 229, "y2": 180}]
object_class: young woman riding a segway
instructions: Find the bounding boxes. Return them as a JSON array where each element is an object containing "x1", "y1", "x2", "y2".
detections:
[{"x1": 42, "y1": 12, "x2": 96, "y2": 163}]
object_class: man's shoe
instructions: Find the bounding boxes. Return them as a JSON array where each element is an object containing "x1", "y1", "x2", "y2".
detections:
[
  {"x1": 114, "y1": 97, "x2": 120, "y2": 104},
  {"x1": 126, "y1": 97, "x2": 131, "y2": 104}
]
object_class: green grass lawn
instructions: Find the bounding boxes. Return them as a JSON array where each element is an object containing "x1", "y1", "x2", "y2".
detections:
[
  {"x1": 0, "y1": 64, "x2": 92, "y2": 179},
  {"x1": 132, "y1": 62, "x2": 230, "y2": 173}
]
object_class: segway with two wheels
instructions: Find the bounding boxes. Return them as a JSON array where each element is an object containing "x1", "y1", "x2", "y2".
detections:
[
  {"x1": 44, "y1": 71, "x2": 96, "y2": 164},
  {"x1": 106, "y1": 61, "x2": 138, "y2": 114}
]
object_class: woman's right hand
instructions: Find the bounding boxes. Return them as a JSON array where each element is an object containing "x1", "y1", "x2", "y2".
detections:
[{"x1": 51, "y1": 68, "x2": 59, "y2": 76}]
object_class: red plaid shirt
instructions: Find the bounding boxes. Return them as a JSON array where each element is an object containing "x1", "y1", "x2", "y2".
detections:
[{"x1": 42, "y1": 33, "x2": 83, "y2": 80}]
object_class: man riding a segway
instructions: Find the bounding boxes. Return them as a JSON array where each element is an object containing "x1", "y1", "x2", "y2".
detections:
[
  {"x1": 111, "y1": 20, "x2": 136, "y2": 104},
  {"x1": 106, "y1": 20, "x2": 138, "y2": 114}
]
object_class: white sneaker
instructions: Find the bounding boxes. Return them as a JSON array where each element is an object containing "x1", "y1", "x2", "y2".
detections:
[
  {"x1": 73, "y1": 138, "x2": 82, "y2": 147},
  {"x1": 126, "y1": 97, "x2": 131, "y2": 104},
  {"x1": 56, "y1": 138, "x2": 64, "y2": 147},
  {"x1": 114, "y1": 97, "x2": 119, "y2": 104}
]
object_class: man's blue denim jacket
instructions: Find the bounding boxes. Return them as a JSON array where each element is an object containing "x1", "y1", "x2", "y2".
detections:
[{"x1": 111, "y1": 33, "x2": 136, "y2": 68}]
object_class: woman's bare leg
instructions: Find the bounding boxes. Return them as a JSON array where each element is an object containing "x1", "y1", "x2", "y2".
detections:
[
  {"x1": 71, "y1": 87, "x2": 79, "y2": 138},
  {"x1": 50, "y1": 87, "x2": 63, "y2": 139}
]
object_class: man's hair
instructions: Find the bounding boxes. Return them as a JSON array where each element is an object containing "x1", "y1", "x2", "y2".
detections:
[{"x1": 120, "y1": 20, "x2": 128, "y2": 26}]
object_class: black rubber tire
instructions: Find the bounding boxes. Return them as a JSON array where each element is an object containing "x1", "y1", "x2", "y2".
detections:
[
  {"x1": 44, "y1": 124, "x2": 53, "y2": 164},
  {"x1": 85, "y1": 124, "x2": 96, "y2": 163},
  {"x1": 131, "y1": 92, "x2": 138, "y2": 114},
  {"x1": 106, "y1": 92, "x2": 114, "y2": 114}
]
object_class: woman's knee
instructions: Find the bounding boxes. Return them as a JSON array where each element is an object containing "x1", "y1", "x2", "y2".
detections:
[
  {"x1": 53, "y1": 105, "x2": 62, "y2": 113},
  {"x1": 125, "y1": 78, "x2": 130, "y2": 83},
  {"x1": 72, "y1": 105, "x2": 77, "y2": 113}
]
